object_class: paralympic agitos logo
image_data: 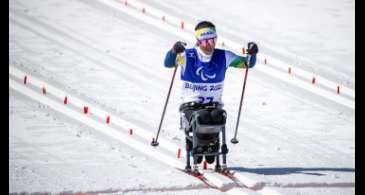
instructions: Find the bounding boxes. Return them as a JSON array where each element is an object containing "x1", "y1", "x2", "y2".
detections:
[{"x1": 195, "y1": 66, "x2": 216, "y2": 81}]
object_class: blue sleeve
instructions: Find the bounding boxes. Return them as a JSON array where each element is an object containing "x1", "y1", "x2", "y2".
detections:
[{"x1": 164, "y1": 49, "x2": 177, "y2": 68}]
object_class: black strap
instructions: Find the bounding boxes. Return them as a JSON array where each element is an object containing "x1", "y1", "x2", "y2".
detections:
[{"x1": 179, "y1": 101, "x2": 222, "y2": 112}]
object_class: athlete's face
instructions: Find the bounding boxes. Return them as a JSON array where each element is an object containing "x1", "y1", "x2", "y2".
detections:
[{"x1": 198, "y1": 37, "x2": 216, "y2": 55}]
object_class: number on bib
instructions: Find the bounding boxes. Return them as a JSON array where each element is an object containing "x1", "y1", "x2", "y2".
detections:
[{"x1": 197, "y1": 96, "x2": 214, "y2": 104}]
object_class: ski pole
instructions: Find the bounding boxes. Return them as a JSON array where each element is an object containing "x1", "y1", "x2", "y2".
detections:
[
  {"x1": 231, "y1": 54, "x2": 251, "y2": 144},
  {"x1": 151, "y1": 64, "x2": 178, "y2": 146}
]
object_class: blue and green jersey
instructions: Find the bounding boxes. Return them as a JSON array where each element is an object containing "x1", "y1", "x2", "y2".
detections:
[{"x1": 164, "y1": 47, "x2": 256, "y2": 104}]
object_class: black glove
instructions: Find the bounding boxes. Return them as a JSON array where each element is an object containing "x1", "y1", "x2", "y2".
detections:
[
  {"x1": 172, "y1": 41, "x2": 187, "y2": 54},
  {"x1": 247, "y1": 42, "x2": 258, "y2": 55}
]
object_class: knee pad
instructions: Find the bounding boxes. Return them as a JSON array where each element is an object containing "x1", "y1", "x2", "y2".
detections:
[
  {"x1": 194, "y1": 109, "x2": 212, "y2": 125},
  {"x1": 210, "y1": 109, "x2": 226, "y2": 125}
]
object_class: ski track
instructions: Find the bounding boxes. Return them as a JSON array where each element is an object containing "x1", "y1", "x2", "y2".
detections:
[
  {"x1": 114, "y1": 0, "x2": 354, "y2": 100},
  {"x1": 9, "y1": 11, "x2": 167, "y2": 90},
  {"x1": 9, "y1": 12, "x2": 178, "y2": 130},
  {"x1": 9, "y1": 0, "x2": 354, "y2": 194},
  {"x1": 141, "y1": 0, "x2": 354, "y2": 90},
  {"x1": 8, "y1": 21, "x2": 163, "y2": 117},
  {"x1": 10, "y1": 0, "x2": 185, "y2": 110},
  {"x1": 10, "y1": 69, "x2": 267, "y2": 195},
  {"x1": 100, "y1": 0, "x2": 354, "y2": 110},
  {"x1": 244, "y1": 110, "x2": 353, "y2": 163}
]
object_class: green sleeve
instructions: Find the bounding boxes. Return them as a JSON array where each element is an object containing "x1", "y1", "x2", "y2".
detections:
[
  {"x1": 225, "y1": 50, "x2": 256, "y2": 68},
  {"x1": 228, "y1": 56, "x2": 247, "y2": 68}
]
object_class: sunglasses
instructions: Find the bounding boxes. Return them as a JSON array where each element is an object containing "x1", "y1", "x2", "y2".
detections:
[{"x1": 198, "y1": 37, "x2": 217, "y2": 47}]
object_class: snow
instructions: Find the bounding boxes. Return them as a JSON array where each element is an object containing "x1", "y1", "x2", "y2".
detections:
[
  {"x1": 9, "y1": 0, "x2": 354, "y2": 194},
  {"x1": 9, "y1": 88, "x2": 214, "y2": 194},
  {"x1": 144, "y1": 0, "x2": 355, "y2": 88}
]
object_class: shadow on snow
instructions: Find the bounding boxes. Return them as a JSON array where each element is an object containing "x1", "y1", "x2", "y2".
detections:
[{"x1": 230, "y1": 167, "x2": 355, "y2": 176}]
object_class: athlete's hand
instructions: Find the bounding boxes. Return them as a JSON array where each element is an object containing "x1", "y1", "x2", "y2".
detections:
[
  {"x1": 172, "y1": 41, "x2": 187, "y2": 54},
  {"x1": 247, "y1": 42, "x2": 258, "y2": 55}
]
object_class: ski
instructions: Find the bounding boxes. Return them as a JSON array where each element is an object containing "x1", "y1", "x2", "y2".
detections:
[
  {"x1": 177, "y1": 167, "x2": 265, "y2": 194},
  {"x1": 216, "y1": 168, "x2": 265, "y2": 191},
  {"x1": 217, "y1": 169, "x2": 248, "y2": 188},
  {"x1": 177, "y1": 168, "x2": 220, "y2": 190}
]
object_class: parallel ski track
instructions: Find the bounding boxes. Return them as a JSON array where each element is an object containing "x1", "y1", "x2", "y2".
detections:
[
  {"x1": 10, "y1": 0, "x2": 353, "y2": 168},
  {"x1": 9, "y1": 5, "x2": 273, "y2": 194},
  {"x1": 97, "y1": 0, "x2": 354, "y2": 109},
  {"x1": 10, "y1": 66, "x2": 281, "y2": 195},
  {"x1": 9, "y1": 1, "x2": 182, "y2": 139}
]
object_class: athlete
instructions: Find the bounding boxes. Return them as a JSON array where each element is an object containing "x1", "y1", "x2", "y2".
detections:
[{"x1": 164, "y1": 21, "x2": 258, "y2": 169}]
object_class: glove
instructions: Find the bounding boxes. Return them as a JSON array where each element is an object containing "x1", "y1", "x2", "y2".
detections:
[
  {"x1": 247, "y1": 42, "x2": 258, "y2": 55},
  {"x1": 172, "y1": 41, "x2": 187, "y2": 54}
]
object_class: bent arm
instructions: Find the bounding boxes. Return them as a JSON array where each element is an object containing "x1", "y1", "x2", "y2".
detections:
[{"x1": 225, "y1": 50, "x2": 256, "y2": 69}]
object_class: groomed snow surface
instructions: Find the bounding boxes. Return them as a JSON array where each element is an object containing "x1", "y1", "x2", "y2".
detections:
[{"x1": 9, "y1": 0, "x2": 354, "y2": 194}]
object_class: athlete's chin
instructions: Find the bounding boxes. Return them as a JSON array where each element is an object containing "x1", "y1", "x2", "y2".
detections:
[
  {"x1": 206, "y1": 47, "x2": 214, "y2": 54},
  {"x1": 200, "y1": 45, "x2": 215, "y2": 55}
]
